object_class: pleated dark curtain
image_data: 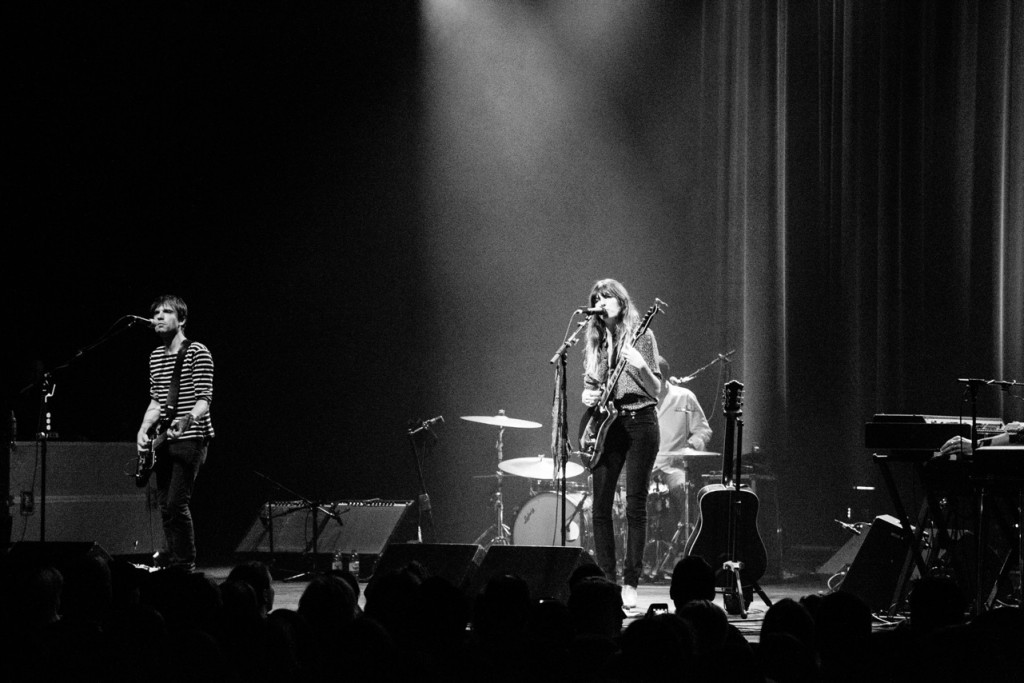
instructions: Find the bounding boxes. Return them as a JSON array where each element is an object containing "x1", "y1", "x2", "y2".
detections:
[{"x1": 695, "y1": 0, "x2": 1023, "y2": 542}]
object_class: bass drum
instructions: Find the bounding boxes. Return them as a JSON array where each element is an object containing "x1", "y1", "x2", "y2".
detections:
[{"x1": 513, "y1": 491, "x2": 590, "y2": 547}]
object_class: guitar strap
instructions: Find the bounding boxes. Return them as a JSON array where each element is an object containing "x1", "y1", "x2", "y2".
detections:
[
  {"x1": 608, "y1": 327, "x2": 658, "y2": 401},
  {"x1": 161, "y1": 340, "x2": 193, "y2": 428}
]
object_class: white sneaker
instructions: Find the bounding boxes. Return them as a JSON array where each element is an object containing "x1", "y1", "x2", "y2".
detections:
[{"x1": 622, "y1": 584, "x2": 637, "y2": 609}]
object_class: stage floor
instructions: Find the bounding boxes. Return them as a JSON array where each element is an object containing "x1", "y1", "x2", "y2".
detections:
[{"x1": 201, "y1": 565, "x2": 838, "y2": 643}]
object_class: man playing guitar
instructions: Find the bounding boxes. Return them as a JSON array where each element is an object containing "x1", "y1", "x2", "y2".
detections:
[{"x1": 136, "y1": 295, "x2": 214, "y2": 572}]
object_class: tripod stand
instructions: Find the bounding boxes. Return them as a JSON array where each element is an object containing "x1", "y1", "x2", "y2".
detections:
[
  {"x1": 472, "y1": 415, "x2": 513, "y2": 546},
  {"x1": 646, "y1": 453, "x2": 705, "y2": 580},
  {"x1": 473, "y1": 470, "x2": 512, "y2": 547}
]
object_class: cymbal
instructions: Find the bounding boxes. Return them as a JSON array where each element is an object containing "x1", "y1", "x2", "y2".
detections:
[
  {"x1": 461, "y1": 414, "x2": 542, "y2": 429},
  {"x1": 658, "y1": 447, "x2": 720, "y2": 457},
  {"x1": 498, "y1": 456, "x2": 584, "y2": 479}
]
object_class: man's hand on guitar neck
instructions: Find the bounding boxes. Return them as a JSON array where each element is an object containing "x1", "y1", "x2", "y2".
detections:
[{"x1": 582, "y1": 388, "x2": 602, "y2": 407}]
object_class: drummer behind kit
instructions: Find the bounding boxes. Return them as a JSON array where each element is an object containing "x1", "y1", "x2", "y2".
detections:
[{"x1": 463, "y1": 412, "x2": 720, "y2": 581}]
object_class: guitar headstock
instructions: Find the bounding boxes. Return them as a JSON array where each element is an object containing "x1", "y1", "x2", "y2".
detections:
[
  {"x1": 637, "y1": 298, "x2": 667, "y2": 335},
  {"x1": 723, "y1": 379, "x2": 744, "y2": 414}
]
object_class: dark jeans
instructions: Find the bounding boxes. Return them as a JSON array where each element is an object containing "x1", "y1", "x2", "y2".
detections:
[
  {"x1": 155, "y1": 438, "x2": 207, "y2": 566},
  {"x1": 591, "y1": 406, "x2": 660, "y2": 586}
]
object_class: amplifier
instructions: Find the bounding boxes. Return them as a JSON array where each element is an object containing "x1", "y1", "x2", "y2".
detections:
[{"x1": 235, "y1": 498, "x2": 413, "y2": 556}]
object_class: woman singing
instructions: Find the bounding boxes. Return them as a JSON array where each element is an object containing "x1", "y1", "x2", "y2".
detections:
[{"x1": 581, "y1": 278, "x2": 661, "y2": 608}]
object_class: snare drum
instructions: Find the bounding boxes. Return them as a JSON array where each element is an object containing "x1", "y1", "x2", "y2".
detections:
[{"x1": 513, "y1": 491, "x2": 591, "y2": 547}]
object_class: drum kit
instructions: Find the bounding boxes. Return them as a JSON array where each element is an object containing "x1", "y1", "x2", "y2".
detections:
[
  {"x1": 644, "y1": 447, "x2": 720, "y2": 579},
  {"x1": 464, "y1": 412, "x2": 720, "y2": 579}
]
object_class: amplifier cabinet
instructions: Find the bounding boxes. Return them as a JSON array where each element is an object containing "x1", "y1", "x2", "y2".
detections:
[{"x1": 8, "y1": 441, "x2": 158, "y2": 555}]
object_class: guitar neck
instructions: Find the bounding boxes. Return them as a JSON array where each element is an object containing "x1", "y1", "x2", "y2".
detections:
[
  {"x1": 722, "y1": 422, "x2": 735, "y2": 486},
  {"x1": 733, "y1": 417, "x2": 744, "y2": 489},
  {"x1": 720, "y1": 380, "x2": 744, "y2": 487},
  {"x1": 601, "y1": 319, "x2": 655, "y2": 401}
]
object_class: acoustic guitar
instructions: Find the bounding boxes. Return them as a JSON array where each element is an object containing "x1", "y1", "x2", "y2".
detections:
[
  {"x1": 683, "y1": 380, "x2": 767, "y2": 615},
  {"x1": 577, "y1": 299, "x2": 664, "y2": 470}
]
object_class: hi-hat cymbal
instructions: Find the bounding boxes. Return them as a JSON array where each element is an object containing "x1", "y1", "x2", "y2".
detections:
[
  {"x1": 658, "y1": 447, "x2": 720, "y2": 457},
  {"x1": 461, "y1": 414, "x2": 542, "y2": 429},
  {"x1": 498, "y1": 456, "x2": 584, "y2": 479}
]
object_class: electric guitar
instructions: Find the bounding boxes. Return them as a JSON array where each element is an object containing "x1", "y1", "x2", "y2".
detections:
[
  {"x1": 134, "y1": 419, "x2": 170, "y2": 487},
  {"x1": 683, "y1": 380, "x2": 767, "y2": 615},
  {"x1": 577, "y1": 299, "x2": 664, "y2": 470}
]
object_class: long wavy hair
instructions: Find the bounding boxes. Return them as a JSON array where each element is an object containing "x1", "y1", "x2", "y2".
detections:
[{"x1": 583, "y1": 278, "x2": 640, "y2": 377}]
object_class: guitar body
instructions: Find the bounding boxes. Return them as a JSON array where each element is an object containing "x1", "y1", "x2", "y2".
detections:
[
  {"x1": 135, "y1": 425, "x2": 168, "y2": 488},
  {"x1": 683, "y1": 380, "x2": 768, "y2": 597},
  {"x1": 683, "y1": 483, "x2": 767, "y2": 587},
  {"x1": 577, "y1": 403, "x2": 619, "y2": 470}
]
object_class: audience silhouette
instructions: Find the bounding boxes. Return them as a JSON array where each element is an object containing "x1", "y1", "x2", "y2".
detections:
[{"x1": 2, "y1": 548, "x2": 1022, "y2": 682}]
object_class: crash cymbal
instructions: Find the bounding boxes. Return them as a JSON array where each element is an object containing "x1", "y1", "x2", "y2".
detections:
[
  {"x1": 658, "y1": 447, "x2": 720, "y2": 457},
  {"x1": 498, "y1": 456, "x2": 584, "y2": 479},
  {"x1": 461, "y1": 414, "x2": 542, "y2": 429}
]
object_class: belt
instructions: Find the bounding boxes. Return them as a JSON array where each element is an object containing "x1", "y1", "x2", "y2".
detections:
[{"x1": 620, "y1": 405, "x2": 656, "y2": 417}]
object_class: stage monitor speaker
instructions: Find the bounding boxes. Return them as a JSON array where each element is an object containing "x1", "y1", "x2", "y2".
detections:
[
  {"x1": 373, "y1": 542, "x2": 485, "y2": 589},
  {"x1": 838, "y1": 514, "x2": 908, "y2": 611},
  {"x1": 319, "y1": 500, "x2": 413, "y2": 556},
  {"x1": 469, "y1": 545, "x2": 586, "y2": 602},
  {"x1": 817, "y1": 530, "x2": 868, "y2": 576},
  {"x1": 235, "y1": 499, "x2": 413, "y2": 557}
]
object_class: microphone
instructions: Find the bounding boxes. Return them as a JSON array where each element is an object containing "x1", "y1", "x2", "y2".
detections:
[
  {"x1": 575, "y1": 306, "x2": 606, "y2": 316},
  {"x1": 128, "y1": 314, "x2": 156, "y2": 326},
  {"x1": 669, "y1": 376, "x2": 694, "y2": 385},
  {"x1": 409, "y1": 415, "x2": 444, "y2": 434}
]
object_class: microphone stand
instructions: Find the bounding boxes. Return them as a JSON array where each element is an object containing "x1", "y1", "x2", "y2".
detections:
[
  {"x1": 407, "y1": 418, "x2": 441, "y2": 543},
  {"x1": 549, "y1": 314, "x2": 594, "y2": 545},
  {"x1": 251, "y1": 470, "x2": 344, "y2": 582},
  {"x1": 672, "y1": 350, "x2": 735, "y2": 422},
  {"x1": 16, "y1": 316, "x2": 144, "y2": 543},
  {"x1": 671, "y1": 349, "x2": 735, "y2": 385}
]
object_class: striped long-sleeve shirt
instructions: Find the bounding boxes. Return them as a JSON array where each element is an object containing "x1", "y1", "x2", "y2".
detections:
[{"x1": 149, "y1": 340, "x2": 215, "y2": 441}]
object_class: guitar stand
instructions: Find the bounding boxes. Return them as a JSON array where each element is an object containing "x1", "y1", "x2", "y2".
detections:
[
  {"x1": 722, "y1": 561, "x2": 748, "y2": 618},
  {"x1": 720, "y1": 561, "x2": 773, "y2": 617}
]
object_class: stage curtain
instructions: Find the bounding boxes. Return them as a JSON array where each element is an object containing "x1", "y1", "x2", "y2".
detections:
[{"x1": 695, "y1": 0, "x2": 1023, "y2": 539}]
